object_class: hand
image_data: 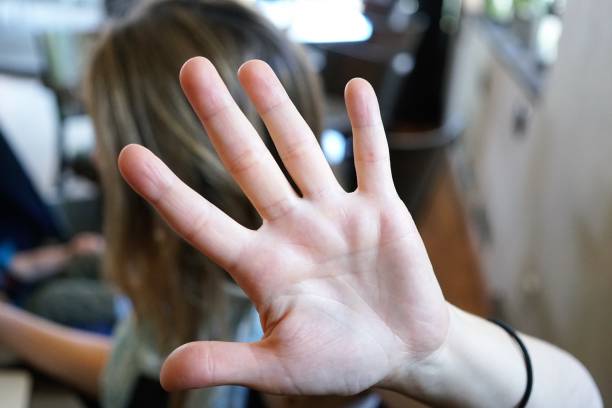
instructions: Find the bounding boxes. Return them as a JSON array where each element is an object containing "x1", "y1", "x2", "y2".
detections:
[
  {"x1": 6, "y1": 233, "x2": 103, "y2": 283},
  {"x1": 69, "y1": 233, "x2": 105, "y2": 257},
  {"x1": 118, "y1": 57, "x2": 450, "y2": 396}
]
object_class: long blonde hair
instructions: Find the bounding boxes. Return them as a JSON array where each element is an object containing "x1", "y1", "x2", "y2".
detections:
[{"x1": 84, "y1": 0, "x2": 323, "y2": 351}]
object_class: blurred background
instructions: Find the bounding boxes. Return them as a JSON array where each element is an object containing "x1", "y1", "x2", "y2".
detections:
[{"x1": 1, "y1": 0, "x2": 611, "y2": 406}]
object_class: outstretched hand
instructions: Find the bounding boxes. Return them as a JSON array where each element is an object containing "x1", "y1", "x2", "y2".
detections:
[{"x1": 118, "y1": 57, "x2": 449, "y2": 395}]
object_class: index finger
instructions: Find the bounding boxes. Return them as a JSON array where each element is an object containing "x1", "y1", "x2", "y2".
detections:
[{"x1": 118, "y1": 144, "x2": 253, "y2": 273}]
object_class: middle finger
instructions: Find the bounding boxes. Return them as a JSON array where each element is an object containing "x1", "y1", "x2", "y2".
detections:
[
  {"x1": 180, "y1": 57, "x2": 297, "y2": 221},
  {"x1": 238, "y1": 60, "x2": 341, "y2": 199}
]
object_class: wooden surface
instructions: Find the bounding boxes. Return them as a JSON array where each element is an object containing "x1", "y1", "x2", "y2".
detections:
[{"x1": 418, "y1": 157, "x2": 490, "y2": 317}]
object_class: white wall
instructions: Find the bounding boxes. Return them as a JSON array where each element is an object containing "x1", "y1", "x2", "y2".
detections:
[
  {"x1": 451, "y1": 1, "x2": 612, "y2": 401},
  {"x1": 0, "y1": 74, "x2": 59, "y2": 200},
  {"x1": 522, "y1": 0, "x2": 612, "y2": 399}
]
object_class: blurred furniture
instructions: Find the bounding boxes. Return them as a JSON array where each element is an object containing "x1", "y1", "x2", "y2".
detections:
[
  {"x1": 417, "y1": 156, "x2": 489, "y2": 315},
  {"x1": 0, "y1": 0, "x2": 101, "y2": 198},
  {"x1": 383, "y1": 0, "x2": 458, "y2": 127},
  {"x1": 0, "y1": 369, "x2": 31, "y2": 408},
  {"x1": 0, "y1": 124, "x2": 100, "y2": 251},
  {"x1": 20, "y1": 30, "x2": 103, "y2": 236},
  {"x1": 445, "y1": 16, "x2": 543, "y2": 321},
  {"x1": 0, "y1": 29, "x2": 44, "y2": 78},
  {"x1": 448, "y1": 3, "x2": 612, "y2": 401},
  {"x1": 315, "y1": 3, "x2": 428, "y2": 130},
  {"x1": 386, "y1": 112, "x2": 464, "y2": 217},
  {"x1": 0, "y1": 128, "x2": 66, "y2": 250},
  {"x1": 0, "y1": 0, "x2": 102, "y2": 77},
  {"x1": 37, "y1": 30, "x2": 99, "y2": 195},
  {"x1": 310, "y1": 0, "x2": 467, "y2": 220},
  {"x1": 0, "y1": 363, "x2": 87, "y2": 408}
]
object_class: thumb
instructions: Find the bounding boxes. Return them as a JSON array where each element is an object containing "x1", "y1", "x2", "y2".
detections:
[{"x1": 160, "y1": 340, "x2": 283, "y2": 392}]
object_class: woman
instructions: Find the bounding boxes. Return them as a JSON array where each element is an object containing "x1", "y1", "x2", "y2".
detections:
[
  {"x1": 0, "y1": 1, "x2": 322, "y2": 407},
  {"x1": 1, "y1": 1, "x2": 602, "y2": 407}
]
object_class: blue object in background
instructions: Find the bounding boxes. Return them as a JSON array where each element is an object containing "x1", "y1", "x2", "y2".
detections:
[{"x1": 0, "y1": 127, "x2": 65, "y2": 251}]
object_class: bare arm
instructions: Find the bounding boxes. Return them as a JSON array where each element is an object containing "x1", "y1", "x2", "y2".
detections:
[
  {"x1": 387, "y1": 306, "x2": 602, "y2": 407},
  {"x1": 9, "y1": 233, "x2": 104, "y2": 282},
  {"x1": 0, "y1": 302, "x2": 111, "y2": 395},
  {"x1": 118, "y1": 57, "x2": 602, "y2": 406},
  {"x1": 9, "y1": 244, "x2": 72, "y2": 281}
]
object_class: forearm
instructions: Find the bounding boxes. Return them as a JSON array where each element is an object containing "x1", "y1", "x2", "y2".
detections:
[
  {"x1": 0, "y1": 302, "x2": 111, "y2": 395},
  {"x1": 9, "y1": 245, "x2": 71, "y2": 281},
  {"x1": 385, "y1": 305, "x2": 602, "y2": 407}
]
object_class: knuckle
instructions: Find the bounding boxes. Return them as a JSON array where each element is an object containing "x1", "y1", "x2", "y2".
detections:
[
  {"x1": 183, "y1": 207, "x2": 211, "y2": 243},
  {"x1": 279, "y1": 139, "x2": 315, "y2": 162},
  {"x1": 354, "y1": 149, "x2": 390, "y2": 165},
  {"x1": 305, "y1": 185, "x2": 336, "y2": 200},
  {"x1": 261, "y1": 196, "x2": 296, "y2": 221},
  {"x1": 203, "y1": 347, "x2": 216, "y2": 382},
  {"x1": 259, "y1": 95, "x2": 288, "y2": 116},
  {"x1": 142, "y1": 160, "x2": 173, "y2": 205},
  {"x1": 228, "y1": 147, "x2": 262, "y2": 174},
  {"x1": 193, "y1": 344, "x2": 216, "y2": 383}
]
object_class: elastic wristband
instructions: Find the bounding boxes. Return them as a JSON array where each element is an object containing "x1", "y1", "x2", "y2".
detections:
[{"x1": 489, "y1": 319, "x2": 533, "y2": 408}]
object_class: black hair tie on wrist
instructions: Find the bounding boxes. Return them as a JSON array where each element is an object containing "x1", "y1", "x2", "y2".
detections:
[{"x1": 488, "y1": 319, "x2": 533, "y2": 408}]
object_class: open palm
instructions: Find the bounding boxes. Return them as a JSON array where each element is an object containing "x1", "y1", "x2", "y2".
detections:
[{"x1": 118, "y1": 58, "x2": 449, "y2": 395}]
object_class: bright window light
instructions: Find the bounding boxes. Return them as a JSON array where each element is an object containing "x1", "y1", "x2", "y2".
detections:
[
  {"x1": 321, "y1": 129, "x2": 347, "y2": 165},
  {"x1": 258, "y1": 0, "x2": 373, "y2": 44}
]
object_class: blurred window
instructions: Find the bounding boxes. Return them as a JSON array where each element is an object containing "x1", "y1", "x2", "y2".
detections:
[
  {"x1": 483, "y1": 0, "x2": 565, "y2": 66},
  {"x1": 257, "y1": 0, "x2": 373, "y2": 44}
]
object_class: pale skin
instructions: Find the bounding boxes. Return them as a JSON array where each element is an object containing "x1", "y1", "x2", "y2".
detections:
[
  {"x1": 0, "y1": 57, "x2": 602, "y2": 406},
  {"x1": 118, "y1": 57, "x2": 602, "y2": 406},
  {"x1": 0, "y1": 303, "x2": 109, "y2": 395}
]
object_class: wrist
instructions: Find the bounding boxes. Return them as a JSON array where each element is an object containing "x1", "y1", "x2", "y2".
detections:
[
  {"x1": 379, "y1": 305, "x2": 527, "y2": 407},
  {"x1": 377, "y1": 303, "x2": 461, "y2": 403}
]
